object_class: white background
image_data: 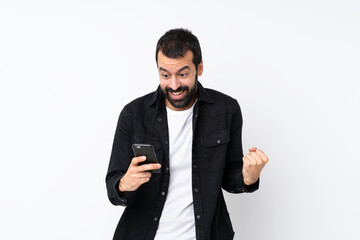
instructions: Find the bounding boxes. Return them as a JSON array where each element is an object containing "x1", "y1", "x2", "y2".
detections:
[{"x1": 1, "y1": 0, "x2": 359, "y2": 239}]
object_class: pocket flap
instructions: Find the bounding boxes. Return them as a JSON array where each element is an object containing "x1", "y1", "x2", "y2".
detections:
[
  {"x1": 132, "y1": 135, "x2": 162, "y2": 151},
  {"x1": 201, "y1": 130, "x2": 230, "y2": 147}
]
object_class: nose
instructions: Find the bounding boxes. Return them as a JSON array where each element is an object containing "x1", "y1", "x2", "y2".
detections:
[{"x1": 169, "y1": 75, "x2": 181, "y2": 90}]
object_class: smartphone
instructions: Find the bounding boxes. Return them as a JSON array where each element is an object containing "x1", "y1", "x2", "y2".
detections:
[{"x1": 132, "y1": 143, "x2": 160, "y2": 173}]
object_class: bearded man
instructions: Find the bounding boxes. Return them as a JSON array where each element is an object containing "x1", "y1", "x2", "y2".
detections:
[{"x1": 106, "y1": 28, "x2": 269, "y2": 240}]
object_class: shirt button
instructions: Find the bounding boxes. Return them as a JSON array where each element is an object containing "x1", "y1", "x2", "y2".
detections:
[
  {"x1": 158, "y1": 117, "x2": 162, "y2": 122},
  {"x1": 166, "y1": 167, "x2": 169, "y2": 171},
  {"x1": 194, "y1": 114, "x2": 198, "y2": 118},
  {"x1": 194, "y1": 188, "x2": 199, "y2": 192},
  {"x1": 161, "y1": 192, "x2": 166, "y2": 196},
  {"x1": 154, "y1": 217, "x2": 158, "y2": 222},
  {"x1": 196, "y1": 215, "x2": 201, "y2": 220},
  {"x1": 217, "y1": 140, "x2": 221, "y2": 144},
  {"x1": 193, "y1": 164, "x2": 197, "y2": 168}
]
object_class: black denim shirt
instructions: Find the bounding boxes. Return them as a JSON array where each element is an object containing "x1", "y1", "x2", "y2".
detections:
[{"x1": 106, "y1": 83, "x2": 259, "y2": 240}]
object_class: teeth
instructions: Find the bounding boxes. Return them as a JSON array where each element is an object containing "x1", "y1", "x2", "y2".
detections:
[{"x1": 172, "y1": 91, "x2": 183, "y2": 96}]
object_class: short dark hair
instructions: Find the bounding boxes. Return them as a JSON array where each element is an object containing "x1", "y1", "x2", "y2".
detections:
[{"x1": 155, "y1": 28, "x2": 202, "y2": 69}]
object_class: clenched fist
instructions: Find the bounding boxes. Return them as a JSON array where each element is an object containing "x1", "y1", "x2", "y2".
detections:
[
  {"x1": 242, "y1": 147, "x2": 269, "y2": 185},
  {"x1": 119, "y1": 156, "x2": 162, "y2": 193}
]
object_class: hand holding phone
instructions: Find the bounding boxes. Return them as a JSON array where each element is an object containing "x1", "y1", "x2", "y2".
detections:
[
  {"x1": 118, "y1": 144, "x2": 161, "y2": 193},
  {"x1": 132, "y1": 144, "x2": 160, "y2": 173}
]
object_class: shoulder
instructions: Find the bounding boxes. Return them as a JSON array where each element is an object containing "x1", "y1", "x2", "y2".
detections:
[
  {"x1": 206, "y1": 87, "x2": 237, "y2": 103},
  {"x1": 121, "y1": 91, "x2": 156, "y2": 116},
  {"x1": 203, "y1": 87, "x2": 240, "y2": 113}
]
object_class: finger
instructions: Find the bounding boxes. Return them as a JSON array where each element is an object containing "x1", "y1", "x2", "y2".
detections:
[
  {"x1": 255, "y1": 149, "x2": 269, "y2": 162},
  {"x1": 242, "y1": 156, "x2": 250, "y2": 168},
  {"x1": 138, "y1": 163, "x2": 161, "y2": 172},
  {"x1": 243, "y1": 154, "x2": 255, "y2": 165},
  {"x1": 140, "y1": 177, "x2": 151, "y2": 184},
  {"x1": 135, "y1": 177, "x2": 151, "y2": 187},
  {"x1": 250, "y1": 152, "x2": 263, "y2": 165},
  {"x1": 131, "y1": 156, "x2": 147, "y2": 166},
  {"x1": 249, "y1": 147, "x2": 257, "y2": 152},
  {"x1": 135, "y1": 172, "x2": 152, "y2": 179},
  {"x1": 246, "y1": 153, "x2": 255, "y2": 161}
]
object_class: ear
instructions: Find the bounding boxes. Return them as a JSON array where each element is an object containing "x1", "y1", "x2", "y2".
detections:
[{"x1": 197, "y1": 60, "x2": 203, "y2": 76}]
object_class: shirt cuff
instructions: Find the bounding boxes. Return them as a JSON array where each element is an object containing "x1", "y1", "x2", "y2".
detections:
[
  {"x1": 244, "y1": 177, "x2": 260, "y2": 193},
  {"x1": 114, "y1": 176, "x2": 130, "y2": 206}
]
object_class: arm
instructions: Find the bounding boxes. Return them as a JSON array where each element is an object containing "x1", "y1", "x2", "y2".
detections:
[
  {"x1": 105, "y1": 108, "x2": 161, "y2": 206},
  {"x1": 105, "y1": 108, "x2": 134, "y2": 206},
  {"x1": 221, "y1": 101, "x2": 260, "y2": 193}
]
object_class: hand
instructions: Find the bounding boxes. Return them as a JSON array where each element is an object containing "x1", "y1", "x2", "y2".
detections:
[
  {"x1": 119, "y1": 156, "x2": 161, "y2": 192},
  {"x1": 242, "y1": 147, "x2": 269, "y2": 185}
]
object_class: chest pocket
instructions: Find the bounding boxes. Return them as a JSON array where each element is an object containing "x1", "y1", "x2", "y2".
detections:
[
  {"x1": 200, "y1": 130, "x2": 230, "y2": 169},
  {"x1": 132, "y1": 135, "x2": 163, "y2": 165}
]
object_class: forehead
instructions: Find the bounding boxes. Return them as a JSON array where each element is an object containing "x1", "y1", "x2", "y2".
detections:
[{"x1": 157, "y1": 50, "x2": 194, "y2": 72}]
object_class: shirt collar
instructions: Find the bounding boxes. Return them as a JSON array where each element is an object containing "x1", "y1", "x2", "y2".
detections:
[{"x1": 147, "y1": 82, "x2": 214, "y2": 110}]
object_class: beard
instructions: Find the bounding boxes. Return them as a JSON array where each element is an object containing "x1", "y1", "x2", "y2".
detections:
[{"x1": 162, "y1": 74, "x2": 198, "y2": 109}]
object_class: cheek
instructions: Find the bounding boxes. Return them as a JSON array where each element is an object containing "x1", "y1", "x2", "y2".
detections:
[
  {"x1": 185, "y1": 76, "x2": 196, "y2": 88},
  {"x1": 160, "y1": 81, "x2": 167, "y2": 90}
]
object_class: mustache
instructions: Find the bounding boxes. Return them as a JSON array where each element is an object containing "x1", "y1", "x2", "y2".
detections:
[{"x1": 165, "y1": 86, "x2": 189, "y2": 93}]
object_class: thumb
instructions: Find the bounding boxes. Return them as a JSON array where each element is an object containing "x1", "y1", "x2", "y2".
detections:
[{"x1": 248, "y1": 147, "x2": 257, "y2": 152}]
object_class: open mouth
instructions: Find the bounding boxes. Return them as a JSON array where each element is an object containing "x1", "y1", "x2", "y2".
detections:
[
  {"x1": 169, "y1": 90, "x2": 185, "y2": 99},
  {"x1": 171, "y1": 90, "x2": 184, "y2": 96}
]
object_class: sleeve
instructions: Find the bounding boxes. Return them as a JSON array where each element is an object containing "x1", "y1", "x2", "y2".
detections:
[
  {"x1": 105, "y1": 108, "x2": 136, "y2": 206},
  {"x1": 221, "y1": 100, "x2": 259, "y2": 193}
]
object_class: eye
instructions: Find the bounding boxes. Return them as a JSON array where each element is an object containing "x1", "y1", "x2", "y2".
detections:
[
  {"x1": 180, "y1": 73, "x2": 188, "y2": 77},
  {"x1": 162, "y1": 74, "x2": 169, "y2": 78}
]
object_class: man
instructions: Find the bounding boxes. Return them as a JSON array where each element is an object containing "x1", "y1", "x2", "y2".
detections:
[{"x1": 106, "y1": 28, "x2": 269, "y2": 240}]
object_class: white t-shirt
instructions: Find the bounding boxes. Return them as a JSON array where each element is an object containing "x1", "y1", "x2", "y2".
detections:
[{"x1": 154, "y1": 103, "x2": 196, "y2": 240}]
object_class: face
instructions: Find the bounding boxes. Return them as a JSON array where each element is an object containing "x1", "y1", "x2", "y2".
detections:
[{"x1": 157, "y1": 50, "x2": 203, "y2": 111}]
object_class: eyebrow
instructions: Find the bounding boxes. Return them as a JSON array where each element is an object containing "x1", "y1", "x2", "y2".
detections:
[{"x1": 159, "y1": 66, "x2": 190, "y2": 73}]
